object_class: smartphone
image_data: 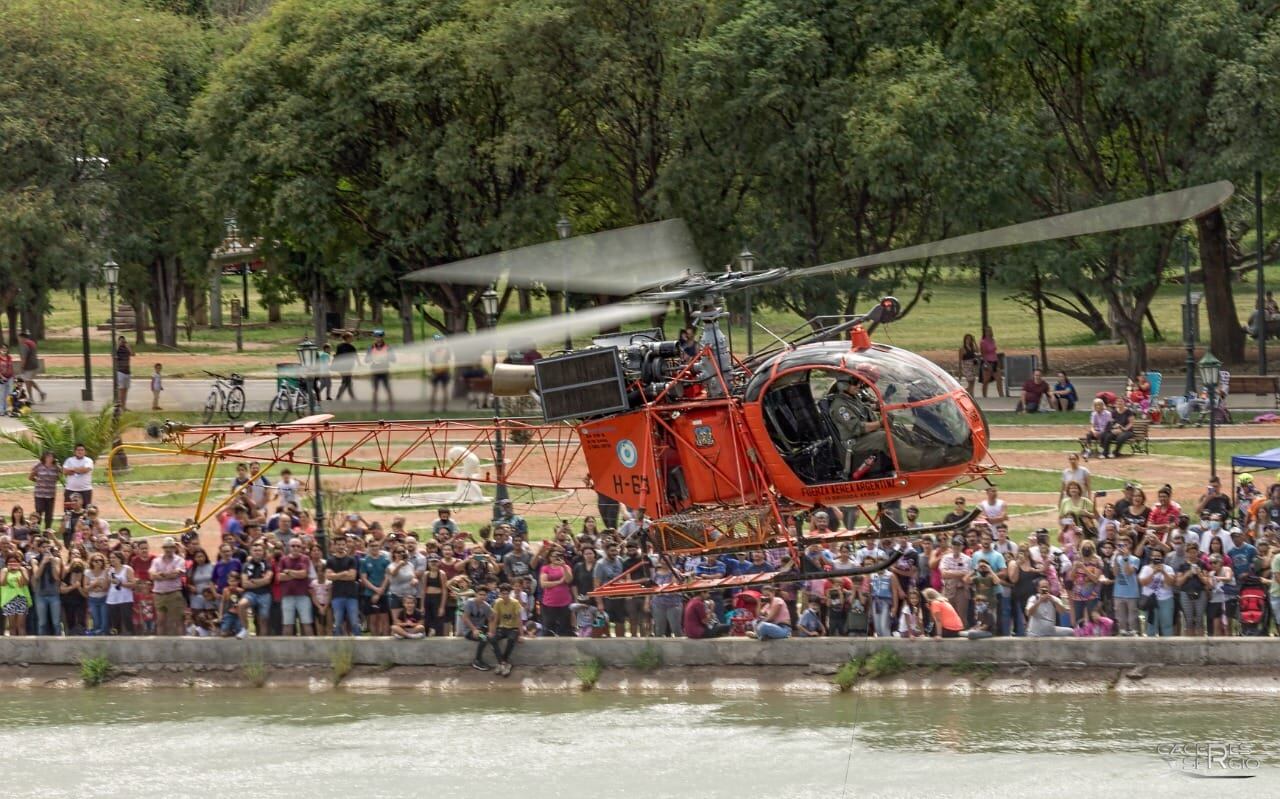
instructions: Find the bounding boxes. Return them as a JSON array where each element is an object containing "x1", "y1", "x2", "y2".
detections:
[{"x1": 1094, "y1": 491, "x2": 1107, "y2": 498}]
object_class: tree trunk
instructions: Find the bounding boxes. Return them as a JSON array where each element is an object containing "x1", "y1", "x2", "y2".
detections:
[
  {"x1": 268, "y1": 302, "x2": 282, "y2": 323},
  {"x1": 150, "y1": 255, "x2": 181, "y2": 347},
  {"x1": 1112, "y1": 314, "x2": 1147, "y2": 375},
  {"x1": 1197, "y1": 208, "x2": 1245, "y2": 362},
  {"x1": 518, "y1": 288, "x2": 532, "y2": 314},
  {"x1": 20, "y1": 304, "x2": 41, "y2": 340},
  {"x1": 132, "y1": 298, "x2": 148, "y2": 345},
  {"x1": 549, "y1": 291, "x2": 563, "y2": 316},
  {"x1": 183, "y1": 279, "x2": 208, "y2": 326},
  {"x1": 3, "y1": 304, "x2": 14, "y2": 346},
  {"x1": 399, "y1": 288, "x2": 415, "y2": 344}
]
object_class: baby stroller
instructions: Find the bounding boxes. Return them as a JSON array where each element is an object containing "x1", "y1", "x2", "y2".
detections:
[
  {"x1": 6, "y1": 378, "x2": 31, "y2": 417},
  {"x1": 1237, "y1": 576, "x2": 1269, "y2": 636},
  {"x1": 729, "y1": 590, "x2": 761, "y2": 636}
]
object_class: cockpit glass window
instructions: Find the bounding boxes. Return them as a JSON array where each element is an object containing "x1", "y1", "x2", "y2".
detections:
[
  {"x1": 847, "y1": 350, "x2": 951, "y2": 405},
  {"x1": 884, "y1": 396, "x2": 974, "y2": 470}
]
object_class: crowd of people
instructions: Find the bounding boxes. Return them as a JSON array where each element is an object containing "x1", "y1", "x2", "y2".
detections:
[{"x1": 3, "y1": 441, "x2": 1279, "y2": 674}]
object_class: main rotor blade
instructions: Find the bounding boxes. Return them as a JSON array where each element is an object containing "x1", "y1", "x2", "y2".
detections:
[
  {"x1": 792, "y1": 181, "x2": 1234, "y2": 279},
  {"x1": 401, "y1": 219, "x2": 703, "y2": 295},
  {"x1": 249, "y1": 302, "x2": 665, "y2": 379}
]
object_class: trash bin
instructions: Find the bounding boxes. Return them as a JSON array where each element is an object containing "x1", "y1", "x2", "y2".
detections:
[{"x1": 1003, "y1": 355, "x2": 1038, "y2": 396}]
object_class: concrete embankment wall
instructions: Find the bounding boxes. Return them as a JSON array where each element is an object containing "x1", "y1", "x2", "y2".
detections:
[{"x1": 1, "y1": 637, "x2": 1277, "y2": 668}]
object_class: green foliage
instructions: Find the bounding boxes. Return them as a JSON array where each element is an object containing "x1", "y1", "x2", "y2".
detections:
[
  {"x1": 330, "y1": 643, "x2": 354, "y2": 685},
  {"x1": 834, "y1": 648, "x2": 907, "y2": 690},
  {"x1": 631, "y1": 643, "x2": 663, "y2": 673},
  {"x1": 0, "y1": 0, "x2": 217, "y2": 347},
  {"x1": 833, "y1": 658, "x2": 864, "y2": 692},
  {"x1": 0, "y1": 405, "x2": 136, "y2": 463},
  {"x1": 242, "y1": 655, "x2": 268, "y2": 687},
  {"x1": 575, "y1": 656, "x2": 604, "y2": 690},
  {"x1": 862, "y1": 649, "x2": 907, "y2": 680},
  {"x1": 79, "y1": 655, "x2": 113, "y2": 687}
]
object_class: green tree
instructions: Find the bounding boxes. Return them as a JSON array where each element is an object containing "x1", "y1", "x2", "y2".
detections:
[
  {"x1": 192, "y1": 0, "x2": 588, "y2": 339},
  {"x1": 667, "y1": 0, "x2": 1010, "y2": 323},
  {"x1": 953, "y1": 0, "x2": 1277, "y2": 370}
]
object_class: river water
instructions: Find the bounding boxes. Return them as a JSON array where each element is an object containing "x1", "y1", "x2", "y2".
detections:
[{"x1": 4, "y1": 691, "x2": 1275, "y2": 798}]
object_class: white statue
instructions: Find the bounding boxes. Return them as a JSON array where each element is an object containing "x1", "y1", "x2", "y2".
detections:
[{"x1": 446, "y1": 445, "x2": 485, "y2": 503}]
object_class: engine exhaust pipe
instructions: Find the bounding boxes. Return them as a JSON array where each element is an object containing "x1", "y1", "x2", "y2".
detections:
[{"x1": 493, "y1": 363, "x2": 536, "y2": 396}]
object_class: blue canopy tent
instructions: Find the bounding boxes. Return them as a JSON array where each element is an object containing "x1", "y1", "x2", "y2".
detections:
[
  {"x1": 1231, "y1": 447, "x2": 1280, "y2": 471},
  {"x1": 1231, "y1": 449, "x2": 1280, "y2": 513}
]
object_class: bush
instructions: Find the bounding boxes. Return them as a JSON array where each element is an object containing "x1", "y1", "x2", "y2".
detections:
[
  {"x1": 862, "y1": 648, "x2": 906, "y2": 679},
  {"x1": 833, "y1": 658, "x2": 864, "y2": 692},
  {"x1": 1, "y1": 405, "x2": 136, "y2": 463},
  {"x1": 80, "y1": 655, "x2": 112, "y2": 687},
  {"x1": 331, "y1": 644, "x2": 355, "y2": 685},
  {"x1": 242, "y1": 656, "x2": 268, "y2": 688},
  {"x1": 631, "y1": 643, "x2": 663, "y2": 672},
  {"x1": 575, "y1": 657, "x2": 604, "y2": 690}
]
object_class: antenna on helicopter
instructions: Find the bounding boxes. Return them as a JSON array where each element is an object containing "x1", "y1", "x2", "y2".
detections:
[{"x1": 755, "y1": 320, "x2": 792, "y2": 352}]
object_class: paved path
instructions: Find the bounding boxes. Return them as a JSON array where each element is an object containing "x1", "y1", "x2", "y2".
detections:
[{"x1": 11, "y1": 375, "x2": 466, "y2": 416}]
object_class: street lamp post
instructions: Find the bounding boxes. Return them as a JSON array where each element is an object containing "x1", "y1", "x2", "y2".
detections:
[
  {"x1": 74, "y1": 155, "x2": 108, "y2": 403},
  {"x1": 103, "y1": 260, "x2": 126, "y2": 471},
  {"x1": 104, "y1": 260, "x2": 120, "y2": 409},
  {"x1": 482, "y1": 285, "x2": 508, "y2": 508},
  {"x1": 1182, "y1": 237, "x2": 1197, "y2": 397},
  {"x1": 1198, "y1": 353, "x2": 1222, "y2": 479},
  {"x1": 79, "y1": 283, "x2": 94, "y2": 402},
  {"x1": 557, "y1": 217, "x2": 572, "y2": 352},
  {"x1": 296, "y1": 338, "x2": 327, "y2": 552},
  {"x1": 224, "y1": 218, "x2": 245, "y2": 352},
  {"x1": 739, "y1": 249, "x2": 755, "y2": 354}
]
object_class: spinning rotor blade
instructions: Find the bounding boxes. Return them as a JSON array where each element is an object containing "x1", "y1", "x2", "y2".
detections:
[
  {"x1": 792, "y1": 181, "x2": 1234, "y2": 279},
  {"x1": 401, "y1": 219, "x2": 702, "y2": 296},
  {"x1": 250, "y1": 301, "x2": 665, "y2": 379}
]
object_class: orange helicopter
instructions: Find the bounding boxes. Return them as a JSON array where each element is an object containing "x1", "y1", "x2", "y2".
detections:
[{"x1": 114, "y1": 181, "x2": 1233, "y2": 598}]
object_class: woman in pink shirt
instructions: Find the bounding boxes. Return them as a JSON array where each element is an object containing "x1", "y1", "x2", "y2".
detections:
[
  {"x1": 979, "y1": 326, "x2": 1003, "y2": 398},
  {"x1": 538, "y1": 549, "x2": 574, "y2": 636}
]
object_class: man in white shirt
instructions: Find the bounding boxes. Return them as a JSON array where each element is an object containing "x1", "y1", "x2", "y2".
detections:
[
  {"x1": 62, "y1": 443, "x2": 95, "y2": 507},
  {"x1": 978, "y1": 486, "x2": 1008, "y2": 529},
  {"x1": 275, "y1": 469, "x2": 302, "y2": 508},
  {"x1": 1060, "y1": 452, "x2": 1091, "y2": 501}
]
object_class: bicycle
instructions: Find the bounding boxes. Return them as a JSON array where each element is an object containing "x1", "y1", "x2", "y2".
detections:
[
  {"x1": 268, "y1": 368, "x2": 313, "y2": 423},
  {"x1": 203, "y1": 371, "x2": 246, "y2": 423}
]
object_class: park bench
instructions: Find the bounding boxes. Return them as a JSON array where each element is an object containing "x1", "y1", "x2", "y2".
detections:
[
  {"x1": 1127, "y1": 418, "x2": 1151, "y2": 455},
  {"x1": 1225, "y1": 374, "x2": 1279, "y2": 409},
  {"x1": 1078, "y1": 417, "x2": 1151, "y2": 456}
]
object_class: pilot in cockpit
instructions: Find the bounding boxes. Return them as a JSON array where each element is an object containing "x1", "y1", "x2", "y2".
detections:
[
  {"x1": 826, "y1": 374, "x2": 891, "y2": 479},
  {"x1": 824, "y1": 366, "x2": 926, "y2": 476}
]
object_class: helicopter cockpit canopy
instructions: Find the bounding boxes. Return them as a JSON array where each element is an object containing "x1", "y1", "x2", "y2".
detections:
[{"x1": 746, "y1": 344, "x2": 975, "y2": 484}]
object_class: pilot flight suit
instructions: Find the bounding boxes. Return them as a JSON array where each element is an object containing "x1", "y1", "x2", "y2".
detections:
[
  {"x1": 828, "y1": 385, "x2": 929, "y2": 476},
  {"x1": 828, "y1": 386, "x2": 890, "y2": 478}
]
